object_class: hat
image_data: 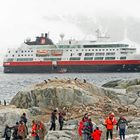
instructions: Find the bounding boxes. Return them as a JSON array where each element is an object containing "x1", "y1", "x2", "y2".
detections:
[{"x1": 110, "y1": 112, "x2": 114, "y2": 117}]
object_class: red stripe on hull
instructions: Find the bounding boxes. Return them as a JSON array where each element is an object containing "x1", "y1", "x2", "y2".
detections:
[
  {"x1": 3, "y1": 61, "x2": 52, "y2": 66},
  {"x1": 3, "y1": 60, "x2": 140, "y2": 66}
]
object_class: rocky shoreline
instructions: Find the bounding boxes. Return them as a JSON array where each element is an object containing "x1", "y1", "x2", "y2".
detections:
[{"x1": 0, "y1": 78, "x2": 139, "y2": 139}]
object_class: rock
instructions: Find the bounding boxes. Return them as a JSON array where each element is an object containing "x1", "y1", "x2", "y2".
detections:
[
  {"x1": 10, "y1": 79, "x2": 105, "y2": 109},
  {"x1": 102, "y1": 79, "x2": 140, "y2": 89},
  {"x1": 102, "y1": 79, "x2": 140, "y2": 109},
  {"x1": 46, "y1": 130, "x2": 77, "y2": 140},
  {"x1": 102, "y1": 80, "x2": 121, "y2": 88},
  {"x1": 28, "y1": 106, "x2": 46, "y2": 116}
]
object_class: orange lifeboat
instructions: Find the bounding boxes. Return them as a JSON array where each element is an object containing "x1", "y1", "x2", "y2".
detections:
[
  {"x1": 51, "y1": 51, "x2": 63, "y2": 56},
  {"x1": 36, "y1": 50, "x2": 48, "y2": 56}
]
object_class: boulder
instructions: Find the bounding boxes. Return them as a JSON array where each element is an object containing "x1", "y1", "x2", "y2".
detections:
[
  {"x1": 102, "y1": 79, "x2": 140, "y2": 89},
  {"x1": 10, "y1": 79, "x2": 105, "y2": 109}
]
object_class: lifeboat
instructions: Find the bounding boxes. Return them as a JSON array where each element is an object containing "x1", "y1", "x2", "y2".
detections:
[
  {"x1": 36, "y1": 50, "x2": 49, "y2": 56},
  {"x1": 51, "y1": 51, "x2": 63, "y2": 56}
]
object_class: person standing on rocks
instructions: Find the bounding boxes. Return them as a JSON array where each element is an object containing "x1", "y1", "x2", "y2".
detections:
[
  {"x1": 31, "y1": 120, "x2": 37, "y2": 140},
  {"x1": 3, "y1": 124, "x2": 12, "y2": 140},
  {"x1": 104, "y1": 112, "x2": 117, "y2": 140},
  {"x1": 4, "y1": 100, "x2": 6, "y2": 106},
  {"x1": 20, "y1": 113, "x2": 28, "y2": 137},
  {"x1": 116, "y1": 116, "x2": 128, "y2": 140},
  {"x1": 12, "y1": 122, "x2": 19, "y2": 140},
  {"x1": 78, "y1": 117, "x2": 85, "y2": 140},
  {"x1": 58, "y1": 111, "x2": 65, "y2": 130},
  {"x1": 17, "y1": 121, "x2": 26, "y2": 140},
  {"x1": 36, "y1": 121, "x2": 46, "y2": 140},
  {"x1": 82, "y1": 116, "x2": 93, "y2": 140},
  {"x1": 20, "y1": 113, "x2": 27, "y2": 125},
  {"x1": 91, "y1": 126, "x2": 102, "y2": 140},
  {"x1": 49, "y1": 110, "x2": 57, "y2": 131}
]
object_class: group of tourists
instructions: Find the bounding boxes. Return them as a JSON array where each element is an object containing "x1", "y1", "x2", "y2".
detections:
[
  {"x1": 78, "y1": 112, "x2": 128, "y2": 140},
  {"x1": 3, "y1": 110, "x2": 128, "y2": 140},
  {"x1": 3, "y1": 110, "x2": 65, "y2": 140},
  {"x1": 3, "y1": 113, "x2": 28, "y2": 140}
]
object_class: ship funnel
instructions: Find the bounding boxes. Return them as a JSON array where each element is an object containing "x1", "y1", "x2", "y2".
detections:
[{"x1": 45, "y1": 33, "x2": 48, "y2": 38}]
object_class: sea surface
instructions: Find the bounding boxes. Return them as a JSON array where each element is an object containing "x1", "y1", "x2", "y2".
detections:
[{"x1": 1, "y1": 66, "x2": 140, "y2": 103}]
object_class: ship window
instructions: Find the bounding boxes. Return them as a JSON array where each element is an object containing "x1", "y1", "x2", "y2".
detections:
[
  {"x1": 84, "y1": 44, "x2": 129, "y2": 48},
  {"x1": 105, "y1": 57, "x2": 115, "y2": 60},
  {"x1": 96, "y1": 49, "x2": 98, "y2": 51},
  {"x1": 15, "y1": 51, "x2": 17, "y2": 53},
  {"x1": 31, "y1": 50, "x2": 33, "y2": 52},
  {"x1": 18, "y1": 55, "x2": 20, "y2": 57},
  {"x1": 106, "y1": 49, "x2": 108, "y2": 51},
  {"x1": 25, "y1": 54, "x2": 26, "y2": 56},
  {"x1": 70, "y1": 57, "x2": 80, "y2": 60},
  {"x1": 95, "y1": 53, "x2": 104, "y2": 56},
  {"x1": 102, "y1": 49, "x2": 105, "y2": 51},
  {"x1": 25, "y1": 51, "x2": 26, "y2": 52},
  {"x1": 21, "y1": 51, "x2": 23, "y2": 53},
  {"x1": 8, "y1": 51, "x2": 10, "y2": 53},
  {"x1": 82, "y1": 49, "x2": 84, "y2": 51},
  {"x1": 121, "y1": 52, "x2": 127, "y2": 54},
  {"x1": 28, "y1": 50, "x2": 30, "y2": 52},
  {"x1": 12, "y1": 55, "x2": 14, "y2": 57},
  {"x1": 89, "y1": 49, "x2": 91, "y2": 51},
  {"x1": 21, "y1": 55, "x2": 23, "y2": 56},
  {"x1": 106, "y1": 52, "x2": 115, "y2": 55},
  {"x1": 92, "y1": 49, "x2": 94, "y2": 51},
  {"x1": 120, "y1": 57, "x2": 126, "y2": 60},
  {"x1": 28, "y1": 54, "x2": 30, "y2": 56},
  {"x1": 17, "y1": 58, "x2": 33, "y2": 61},
  {"x1": 78, "y1": 53, "x2": 82, "y2": 56},
  {"x1": 84, "y1": 57, "x2": 93, "y2": 60},
  {"x1": 7, "y1": 58, "x2": 13, "y2": 62},
  {"x1": 31, "y1": 54, "x2": 33, "y2": 56},
  {"x1": 99, "y1": 49, "x2": 101, "y2": 51},
  {"x1": 44, "y1": 58, "x2": 61, "y2": 61},
  {"x1": 76, "y1": 50, "x2": 78, "y2": 51},
  {"x1": 85, "y1": 53, "x2": 94, "y2": 56},
  {"x1": 94, "y1": 57, "x2": 103, "y2": 60}
]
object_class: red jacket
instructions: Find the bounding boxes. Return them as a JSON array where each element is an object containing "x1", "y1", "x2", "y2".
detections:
[
  {"x1": 105, "y1": 117, "x2": 117, "y2": 130},
  {"x1": 91, "y1": 129, "x2": 102, "y2": 140},
  {"x1": 78, "y1": 120, "x2": 84, "y2": 136},
  {"x1": 31, "y1": 123, "x2": 37, "y2": 137}
]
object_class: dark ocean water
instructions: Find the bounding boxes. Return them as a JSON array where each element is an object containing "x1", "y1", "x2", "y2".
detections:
[{"x1": 1, "y1": 66, "x2": 140, "y2": 103}]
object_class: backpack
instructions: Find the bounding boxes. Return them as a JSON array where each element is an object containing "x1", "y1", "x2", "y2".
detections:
[
  {"x1": 83, "y1": 122, "x2": 91, "y2": 134},
  {"x1": 6, "y1": 128, "x2": 11, "y2": 137},
  {"x1": 119, "y1": 120, "x2": 126, "y2": 129}
]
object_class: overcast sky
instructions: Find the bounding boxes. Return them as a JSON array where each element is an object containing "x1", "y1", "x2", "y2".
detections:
[{"x1": 0, "y1": 0, "x2": 140, "y2": 64}]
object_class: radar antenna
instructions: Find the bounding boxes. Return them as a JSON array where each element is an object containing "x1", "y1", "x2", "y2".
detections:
[{"x1": 60, "y1": 33, "x2": 65, "y2": 41}]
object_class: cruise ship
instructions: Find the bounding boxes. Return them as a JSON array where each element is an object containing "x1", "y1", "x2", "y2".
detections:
[{"x1": 3, "y1": 31, "x2": 140, "y2": 73}]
